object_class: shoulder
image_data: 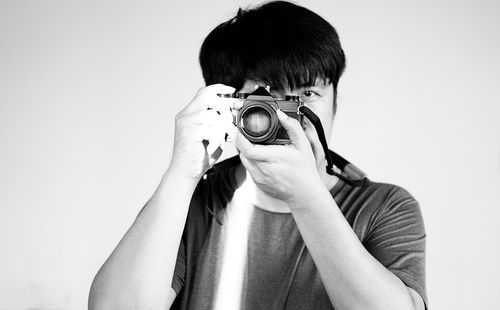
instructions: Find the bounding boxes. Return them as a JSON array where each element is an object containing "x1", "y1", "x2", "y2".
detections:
[
  {"x1": 366, "y1": 181, "x2": 421, "y2": 217},
  {"x1": 365, "y1": 181, "x2": 423, "y2": 228},
  {"x1": 203, "y1": 156, "x2": 243, "y2": 199},
  {"x1": 337, "y1": 179, "x2": 419, "y2": 212},
  {"x1": 334, "y1": 179, "x2": 423, "y2": 241},
  {"x1": 367, "y1": 181, "x2": 418, "y2": 210},
  {"x1": 204, "y1": 155, "x2": 242, "y2": 187},
  {"x1": 357, "y1": 178, "x2": 422, "y2": 211}
]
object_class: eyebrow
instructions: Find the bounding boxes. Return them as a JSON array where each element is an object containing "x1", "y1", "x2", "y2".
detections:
[
  {"x1": 293, "y1": 83, "x2": 328, "y2": 91},
  {"x1": 296, "y1": 78, "x2": 330, "y2": 89}
]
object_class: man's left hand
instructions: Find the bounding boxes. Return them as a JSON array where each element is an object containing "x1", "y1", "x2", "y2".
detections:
[{"x1": 234, "y1": 109, "x2": 324, "y2": 205}]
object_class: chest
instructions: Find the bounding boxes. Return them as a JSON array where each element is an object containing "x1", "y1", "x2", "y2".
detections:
[{"x1": 187, "y1": 206, "x2": 334, "y2": 310}]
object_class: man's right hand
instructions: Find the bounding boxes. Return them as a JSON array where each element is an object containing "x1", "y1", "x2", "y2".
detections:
[{"x1": 169, "y1": 84, "x2": 236, "y2": 181}]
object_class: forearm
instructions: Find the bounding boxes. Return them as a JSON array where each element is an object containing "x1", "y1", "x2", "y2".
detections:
[
  {"x1": 289, "y1": 182, "x2": 417, "y2": 310},
  {"x1": 89, "y1": 167, "x2": 199, "y2": 310}
]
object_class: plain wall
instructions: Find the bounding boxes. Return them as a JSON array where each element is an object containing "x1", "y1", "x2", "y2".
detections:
[{"x1": 0, "y1": 0, "x2": 499, "y2": 309}]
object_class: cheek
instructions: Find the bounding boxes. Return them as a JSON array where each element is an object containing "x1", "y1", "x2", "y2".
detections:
[
  {"x1": 323, "y1": 114, "x2": 334, "y2": 141},
  {"x1": 299, "y1": 109, "x2": 334, "y2": 160},
  {"x1": 319, "y1": 108, "x2": 335, "y2": 140},
  {"x1": 300, "y1": 118, "x2": 322, "y2": 155},
  {"x1": 301, "y1": 108, "x2": 334, "y2": 136}
]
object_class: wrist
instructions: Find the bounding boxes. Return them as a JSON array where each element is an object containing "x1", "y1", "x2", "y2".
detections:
[
  {"x1": 148, "y1": 165, "x2": 202, "y2": 210},
  {"x1": 164, "y1": 165, "x2": 203, "y2": 185},
  {"x1": 285, "y1": 174, "x2": 328, "y2": 208},
  {"x1": 167, "y1": 154, "x2": 208, "y2": 181}
]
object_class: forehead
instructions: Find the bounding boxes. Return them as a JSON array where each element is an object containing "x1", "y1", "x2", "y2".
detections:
[{"x1": 239, "y1": 78, "x2": 331, "y2": 93}]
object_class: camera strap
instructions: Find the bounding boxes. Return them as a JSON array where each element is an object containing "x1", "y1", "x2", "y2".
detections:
[{"x1": 298, "y1": 106, "x2": 368, "y2": 188}]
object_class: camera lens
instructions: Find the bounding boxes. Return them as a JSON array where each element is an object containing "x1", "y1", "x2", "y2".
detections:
[
  {"x1": 241, "y1": 107, "x2": 272, "y2": 136},
  {"x1": 238, "y1": 100, "x2": 279, "y2": 144}
]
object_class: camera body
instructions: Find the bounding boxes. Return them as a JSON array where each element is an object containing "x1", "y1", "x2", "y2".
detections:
[{"x1": 219, "y1": 87, "x2": 303, "y2": 144}]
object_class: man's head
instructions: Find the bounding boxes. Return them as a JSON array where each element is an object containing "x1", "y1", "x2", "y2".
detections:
[
  {"x1": 200, "y1": 1, "x2": 345, "y2": 170},
  {"x1": 199, "y1": 1, "x2": 346, "y2": 115}
]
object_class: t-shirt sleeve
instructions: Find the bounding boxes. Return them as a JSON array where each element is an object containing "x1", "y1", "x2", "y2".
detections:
[
  {"x1": 171, "y1": 236, "x2": 186, "y2": 295},
  {"x1": 168, "y1": 177, "x2": 206, "y2": 297},
  {"x1": 168, "y1": 159, "x2": 242, "y2": 305},
  {"x1": 168, "y1": 163, "x2": 237, "y2": 298},
  {"x1": 363, "y1": 186, "x2": 428, "y2": 308}
]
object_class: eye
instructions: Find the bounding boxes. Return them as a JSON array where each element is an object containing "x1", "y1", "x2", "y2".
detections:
[{"x1": 301, "y1": 90, "x2": 318, "y2": 100}]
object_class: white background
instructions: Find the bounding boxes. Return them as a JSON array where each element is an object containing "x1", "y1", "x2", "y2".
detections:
[{"x1": 1, "y1": 0, "x2": 499, "y2": 309}]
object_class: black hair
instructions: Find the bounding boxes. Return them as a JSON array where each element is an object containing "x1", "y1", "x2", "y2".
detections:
[{"x1": 199, "y1": 1, "x2": 346, "y2": 111}]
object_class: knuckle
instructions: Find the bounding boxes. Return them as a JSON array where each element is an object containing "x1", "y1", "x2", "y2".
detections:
[
  {"x1": 289, "y1": 116, "x2": 300, "y2": 125},
  {"x1": 174, "y1": 113, "x2": 182, "y2": 123},
  {"x1": 201, "y1": 84, "x2": 217, "y2": 94},
  {"x1": 196, "y1": 86, "x2": 207, "y2": 95},
  {"x1": 212, "y1": 83, "x2": 226, "y2": 89},
  {"x1": 175, "y1": 114, "x2": 186, "y2": 127},
  {"x1": 245, "y1": 148, "x2": 256, "y2": 159}
]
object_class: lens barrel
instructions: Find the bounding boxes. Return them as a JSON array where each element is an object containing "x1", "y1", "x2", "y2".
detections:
[{"x1": 238, "y1": 101, "x2": 279, "y2": 143}]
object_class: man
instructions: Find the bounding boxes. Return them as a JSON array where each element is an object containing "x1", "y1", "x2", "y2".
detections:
[{"x1": 89, "y1": 2, "x2": 427, "y2": 309}]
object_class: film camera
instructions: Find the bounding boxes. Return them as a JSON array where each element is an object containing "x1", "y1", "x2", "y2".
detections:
[{"x1": 218, "y1": 86, "x2": 303, "y2": 144}]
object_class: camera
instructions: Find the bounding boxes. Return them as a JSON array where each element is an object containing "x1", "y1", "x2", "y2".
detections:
[{"x1": 218, "y1": 86, "x2": 303, "y2": 144}]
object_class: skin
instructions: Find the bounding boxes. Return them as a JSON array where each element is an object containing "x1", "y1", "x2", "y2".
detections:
[{"x1": 88, "y1": 82, "x2": 425, "y2": 310}]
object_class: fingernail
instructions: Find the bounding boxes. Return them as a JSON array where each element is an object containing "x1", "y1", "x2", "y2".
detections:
[{"x1": 276, "y1": 109, "x2": 288, "y2": 121}]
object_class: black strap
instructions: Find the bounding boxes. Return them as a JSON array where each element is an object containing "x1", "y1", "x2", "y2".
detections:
[{"x1": 298, "y1": 106, "x2": 335, "y2": 175}]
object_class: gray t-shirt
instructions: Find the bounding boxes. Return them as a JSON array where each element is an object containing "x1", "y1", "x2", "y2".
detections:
[{"x1": 170, "y1": 157, "x2": 427, "y2": 309}]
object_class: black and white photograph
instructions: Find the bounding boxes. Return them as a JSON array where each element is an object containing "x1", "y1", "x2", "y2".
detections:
[{"x1": 0, "y1": 1, "x2": 499, "y2": 309}]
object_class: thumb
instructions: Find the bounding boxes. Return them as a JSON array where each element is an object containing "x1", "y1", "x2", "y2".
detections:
[{"x1": 276, "y1": 109, "x2": 307, "y2": 146}]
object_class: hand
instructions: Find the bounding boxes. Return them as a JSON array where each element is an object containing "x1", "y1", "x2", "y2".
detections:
[
  {"x1": 169, "y1": 84, "x2": 236, "y2": 181},
  {"x1": 234, "y1": 110, "x2": 324, "y2": 205}
]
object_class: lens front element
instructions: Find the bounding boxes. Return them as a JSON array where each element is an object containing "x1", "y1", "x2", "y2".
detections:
[{"x1": 241, "y1": 108, "x2": 272, "y2": 136}]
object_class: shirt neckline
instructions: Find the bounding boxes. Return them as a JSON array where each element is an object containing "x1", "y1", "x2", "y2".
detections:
[{"x1": 250, "y1": 178, "x2": 345, "y2": 215}]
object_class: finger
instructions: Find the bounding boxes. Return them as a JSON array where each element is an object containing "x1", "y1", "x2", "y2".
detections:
[
  {"x1": 234, "y1": 131, "x2": 259, "y2": 160},
  {"x1": 181, "y1": 109, "x2": 230, "y2": 137},
  {"x1": 225, "y1": 123, "x2": 238, "y2": 143},
  {"x1": 196, "y1": 95, "x2": 235, "y2": 142},
  {"x1": 184, "y1": 84, "x2": 236, "y2": 114},
  {"x1": 209, "y1": 98, "x2": 235, "y2": 138},
  {"x1": 183, "y1": 110, "x2": 229, "y2": 128},
  {"x1": 204, "y1": 83, "x2": 236, "y2": 96},
  {"x1": 276, "y1": 109, "x2": 307, "y2": 146},
  {"x1": 203, "y1": 122, "x2": 227, "y2": 153},
  {"x1": 234, "y1": 131, "x2": 274, "y2": 162},
  {"x1": 198, "y1": 109, "x2": 215, "y2": 126},
  {"x1": 239, "y1": 153, "x2": 260, "y2": 178},
  {"x1": 203, "y1": 109, "x2": 233, "y2": 146},
  {"x1": 191, "y1": 124, "x2": 216, "y2": 142}
]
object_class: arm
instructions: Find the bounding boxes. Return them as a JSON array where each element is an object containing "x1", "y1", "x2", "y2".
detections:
[
  {"x1": 88, "y1": 84, "x2": 235, "y2": 310},
  {"x1": 287, "y1": 182, "x2": 425, "y2": 310},
  {"x1": 88, "y1": 168, "x2": 198, "y2": 310}
]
